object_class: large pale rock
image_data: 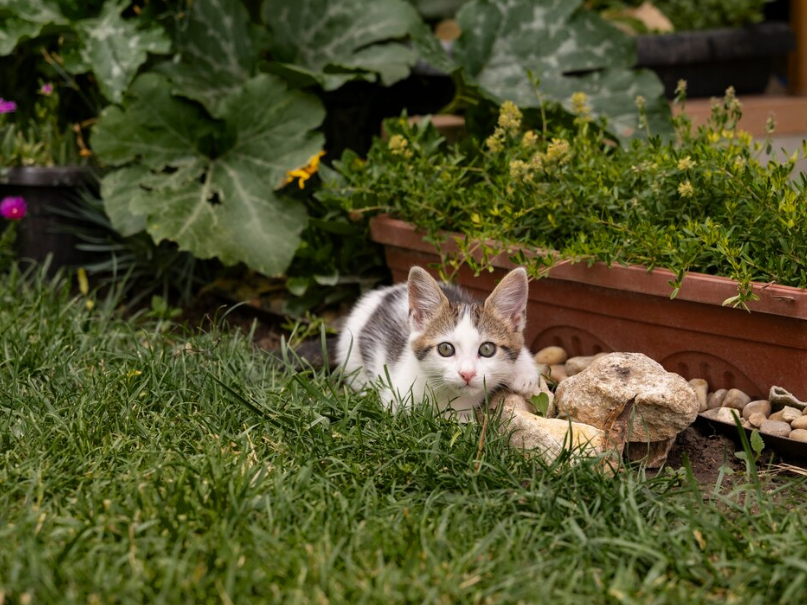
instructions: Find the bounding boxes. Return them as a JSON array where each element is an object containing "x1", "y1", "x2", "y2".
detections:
[
  {"x1": 760, "y1": 419, "x2": 791, "y2": 438},
  {"x1": 555, "y1": 352, "x2": 699, "y2": 443},
  {"x1": 791, "y1": 416, "x2": 807, "y2": 430},
  {"x1": 490, "y1": 392, "x2": 615, "y2": 464}
]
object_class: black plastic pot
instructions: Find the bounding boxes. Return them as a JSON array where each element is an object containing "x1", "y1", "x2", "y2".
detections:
[
  {"x1": 636, "y1": 22, "x2": 795, "y2": 98},
  {"x1": 0, "y1": 166, "x2": 97, "y2": 272}
]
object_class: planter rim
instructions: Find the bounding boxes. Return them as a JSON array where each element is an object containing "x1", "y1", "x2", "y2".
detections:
[
  {"x1": 0, "y1": 165, "x2": 92, "y2": 188},
  {"x1": 370, "y1": 214, "x2": 807, "y2": 319},
  {"x1": 635, "y1": 22, "x2": 795, "y2": 66}
]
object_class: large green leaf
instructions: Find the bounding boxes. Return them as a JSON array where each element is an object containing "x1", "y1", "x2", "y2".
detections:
[
  {"x1": 0, "y1": 0, "x2": 67, "y2": 55},
  {"x1": 74, "y1": 1, "x2": 171, "y2": 103},
  {"x1": 453, "y1": 0, "x2": 671, "y2": 140},
  {"x1": 155, "y1": 0, "x2": 257, "y2": 115},
  {"x1": 263, "y1": 0, "x2": 420, "y2": 90},
  {"x1": 93, "y1": 73, "x2": 326, "y2": 275}
]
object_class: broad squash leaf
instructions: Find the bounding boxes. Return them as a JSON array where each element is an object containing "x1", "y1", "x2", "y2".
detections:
[
  {"x1": 0, "y1": 0, "x2": 67, "y2": 55},
  {"x1": 262, "y1": 0, "x2": 420, "y2": 90},
  {"x1": 74, "y1": 1, "x2": 171, "y2": 103},
  {"x1": 93, "y1": 73, "x2": 326, "y2": 276},
  {"x1": 453, "y1": 0, "x2": 672, "y2": 140},
  {"x1": 155, "y1": 0, "x2": 258, "y2": 115}
]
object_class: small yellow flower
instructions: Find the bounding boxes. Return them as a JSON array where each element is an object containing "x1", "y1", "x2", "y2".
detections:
[
  {"x1": 720, "y1": 129, "x2": 735, "y2": 140},
  {"x1": 521, "y1": 130, "x2": 538, "y2": 148},
  {"x1": 677, "y1": 156, "x2": 696, "y2": 170},
  {"x1": 545, "y1": 138, "x2": 570, "y2": 163},
  {"x1": 388, "y1": 134, "x2": 409, "y2": 155},
  {"x1": 498, "y1": 101, "x2": 522, "y2": 135},
  {"x1": 571, "y1": 92, "x2": 591, "y2": 117},
  {"x1": 284, "y1": 150, "x2": 326, "y2": 189},
  {"x1": 509, "y1": 159, "x2": 532, "y2": 183},
  {"x1": 675, "y1": 80, "x2": 687, "y2": 96},
  {"x1": 485, "y1": 131, "x2": 504, "y2": 153},
  {"x1": 707, "y1": 131, "x2": 721, "y2": 144},
  {"x1": 678, "y1": 180, "x2": 694, "y2": 198},
  {"x1": 737, "y1": 130, "x2": 752, "y2": 146}
]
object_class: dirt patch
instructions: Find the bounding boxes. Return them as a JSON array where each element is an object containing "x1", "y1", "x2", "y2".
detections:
[{"x1": 664, "y1": 425, "x2": 745, "y2": 483}]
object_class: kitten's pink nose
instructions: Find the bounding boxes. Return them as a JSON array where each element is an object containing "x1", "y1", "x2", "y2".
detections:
[{"x1": 459, "y1": 370, "x2": 476, "y2": 384}]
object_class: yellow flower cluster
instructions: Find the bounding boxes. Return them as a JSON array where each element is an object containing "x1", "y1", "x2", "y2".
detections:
[
  {"x1": 498, "y1": 100, "x2": 522, "y2": 135},
  {"x1": 677, "y1": 156, "x2": 696, "y2": 170},
  {"x1": 521, "y1": 130, "x2": 538, "y2": 148},
  {"x1": 486, "y1": 101, "x2": 523, "y2": 152},
  {"x1": 678, "y1": 180, "x2": 694, "y2": 198},
  {"x1": 388, "y1": 134, "x2": 412, "y2": 158},
  {"x1": 571, "y1": 92, "x2": 591, "y2": 120},
  {"x1": 509, "y1": 159, "x2": 532, "y2": 183}
]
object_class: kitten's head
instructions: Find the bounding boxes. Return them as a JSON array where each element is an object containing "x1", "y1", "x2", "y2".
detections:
[{"x1": 407, "y1": 266, "x2": 529, "y2": 399}]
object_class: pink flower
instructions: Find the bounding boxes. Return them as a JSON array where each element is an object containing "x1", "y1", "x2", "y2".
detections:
[
  {"x1": 40, "y1": 83, "x2": 54, "y2": 96},
  {"x1": 1, "y1": 196, "x2": 27, "y2": 220},
  {"x1": 0, "y1": 99, "x2": 16, "y2": 114}
]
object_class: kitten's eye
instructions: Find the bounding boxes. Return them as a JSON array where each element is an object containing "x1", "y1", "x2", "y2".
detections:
[
  {"x1": 437, "y1": 342, "x2": 455, "y2": 357},
  {"x1": 478, "y1": 342, "x2": 496, "y2": 358}
]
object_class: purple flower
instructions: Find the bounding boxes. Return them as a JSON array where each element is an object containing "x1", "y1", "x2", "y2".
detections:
[
  {"x1": 1, "y1": 196, "x2": 27, "y2": 220},
  {"x1": 0, "y1": 98, "x2": 16, "y2": 114},
  {"x1": 40, "y1": 83, "x2": 54, "y2": 96}
]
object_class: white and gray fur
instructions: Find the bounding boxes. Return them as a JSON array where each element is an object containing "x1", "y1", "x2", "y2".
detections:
[{"x1": 336, "y1": 266, "x2": 539, "y2": 419}]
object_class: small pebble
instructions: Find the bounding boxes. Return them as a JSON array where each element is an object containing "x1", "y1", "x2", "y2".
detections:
[
  {"x1": 788, "y1": 429, "x2": 807, "y2": 443},
  {"x1": 791, "y1": 416, "x2": 807, "y2": 430},
  {"x1": 702, "y1": 407, "x2": 741, "y2": 424},
  {"x1": 565, "y1": 356, "x2": 595, "y2": 377},
  {"x1": 707, "y1": 389, "x2": 727, "y2": 410},
  {"x1": 722, "y1": 388, "x2": 751, "y2": 411},
  {"x1": 548, "y1": 364, "x2": 568, "y2": 382},
  {"x1": 534, "y1": 346, "x2": 568, "y2": 366},
  {"x1": 748, "y1": 412, "x2": 766, "y2": 428},
  {"x1": 689, "y1": 379, "x2": 709, "y2": 413},
  {"x1": 760, "y1": 419, "x2": 792, "y2": 438},
  {"x1": 742, "y1": 400, "x2": 771, "y2": 420},
  {"x1": 771, "y1": 406, "x2": 801, "y2": 423}
]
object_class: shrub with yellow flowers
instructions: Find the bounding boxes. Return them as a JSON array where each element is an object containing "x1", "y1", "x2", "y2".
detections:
[{"x1": 323, "y1": 85, "x2": 807, "y2": 307}]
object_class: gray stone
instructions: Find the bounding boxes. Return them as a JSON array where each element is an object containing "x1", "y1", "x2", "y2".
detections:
[
  {"x1": 748, "y1": 412, "x2": 766, "y2": 428},
  {"x1": 788, "y1": 429, "x2": 807, "y2": 442},
  {"x1": 534, "y1": 346, "x2": 568, "y2": 366},
  {"x1": 688, "y1": 379, "x2": 709, "y2": 413},
  {"x1": 722, "y1": 389, "x2": 751, "y2": 411},
  {"x1": 769, "y1": 406, "x2": 802, "y2": 424},
  {"x1": 555, "y1": 352, "x2": 700, "y2": 443},
  {"x1": 769, "y1": 386, "x2": 807, "y2": 411},
  {"x1": 791, "y1": 416, "x2": 807, "y2": 430},
  {"x1": 707, "y1": 389, "x2": 727, "y2": 410},
  {"x1": 742, "y1": 400, "x2": 771, "y2": 420},
  {"x1": 760, "y1": 420, "x2": 792, "y2": 438}
]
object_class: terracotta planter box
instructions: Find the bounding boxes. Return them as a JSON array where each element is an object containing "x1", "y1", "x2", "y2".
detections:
[{"x1": 370, "y1": 215, "x2": 807, "y2": 399}]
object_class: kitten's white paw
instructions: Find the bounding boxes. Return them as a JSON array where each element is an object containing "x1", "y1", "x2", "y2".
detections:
[{"x1": 510, "y1": 370, "x2": 540, "y2": 398}]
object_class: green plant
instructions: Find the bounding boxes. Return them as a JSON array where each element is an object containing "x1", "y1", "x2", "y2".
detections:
[
  {"x1": 324, "y1": 85, "x2": 807, "y2": 307},
  {"x1": 0, "y1": 81, "x2": 84, "y2": 166}
]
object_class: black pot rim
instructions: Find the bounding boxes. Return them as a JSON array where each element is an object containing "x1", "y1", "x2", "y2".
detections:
[{"x1": 0, "y1": 165, "x2": 92, "y2": 187}]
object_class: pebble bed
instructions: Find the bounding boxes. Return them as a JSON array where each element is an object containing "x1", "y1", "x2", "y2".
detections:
[{"x1": 532, "y1": 346, "x2": 807, "y2": 444}]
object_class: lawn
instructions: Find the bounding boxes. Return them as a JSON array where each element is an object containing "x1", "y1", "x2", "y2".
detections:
[{"x1": 1, "y1": 266, "x2": 807, "y2": 604}]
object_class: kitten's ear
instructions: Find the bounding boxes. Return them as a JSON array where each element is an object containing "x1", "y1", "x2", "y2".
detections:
[
  {"x1": 485, "y1": 268, "x2": 529, "y2": 332},
  {"x1": 408, "y1": 267, "x2": 447, "y2": 331}
]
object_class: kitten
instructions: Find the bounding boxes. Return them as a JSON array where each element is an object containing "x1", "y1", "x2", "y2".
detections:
[{"x1": 336, "y1": 266, "x2": 539, "y2": 419}]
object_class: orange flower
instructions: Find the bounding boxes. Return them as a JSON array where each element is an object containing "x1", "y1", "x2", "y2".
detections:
[{"x1": 284, "y1": 150, "x2": 326, "y2": 189}]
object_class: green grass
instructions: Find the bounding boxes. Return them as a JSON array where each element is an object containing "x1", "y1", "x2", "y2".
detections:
[{"x1": 1, "y1": 266, "x2": 806, "y2": 604}]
